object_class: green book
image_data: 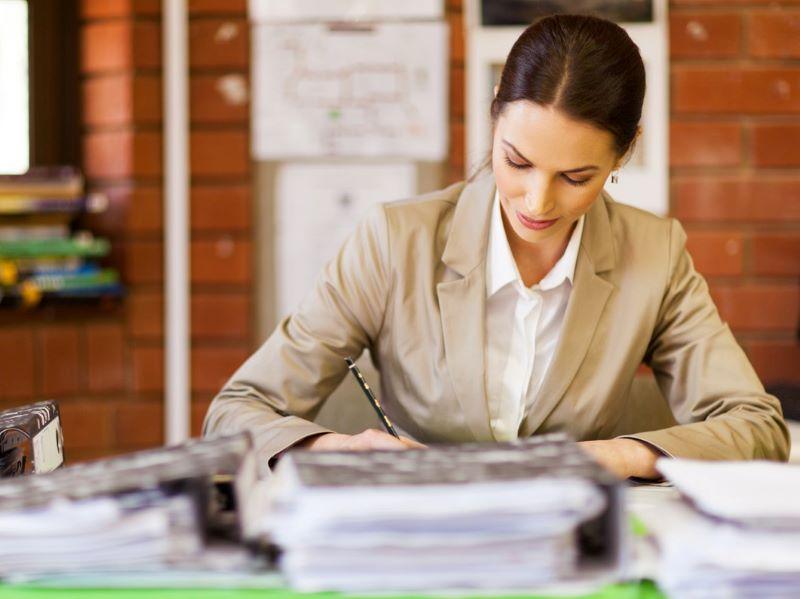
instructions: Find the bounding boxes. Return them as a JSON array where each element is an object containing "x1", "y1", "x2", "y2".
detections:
[{"x1": 0, "y1": 237, "x2": 110, "y2": 259}]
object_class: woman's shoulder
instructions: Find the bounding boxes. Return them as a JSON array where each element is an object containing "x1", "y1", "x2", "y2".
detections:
[
  {"x1": 382, "y1": 180, "x2": 465, "y2": 224},
  {"x1": 602, "y1": 192, "x2": 677, "y2": 247}
]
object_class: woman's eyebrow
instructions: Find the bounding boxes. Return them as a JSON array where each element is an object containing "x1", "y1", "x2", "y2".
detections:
[{"x1": 502, "y1": 139, "x2": 599, "y2": 173}]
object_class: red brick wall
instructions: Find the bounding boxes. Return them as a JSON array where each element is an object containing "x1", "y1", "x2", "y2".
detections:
[
  {"x1": 669, "y1": 1, "x2": 800, "y2": 388},
  {"x1": 1, "y1": 1, "x2": 796, "y2": 463}
]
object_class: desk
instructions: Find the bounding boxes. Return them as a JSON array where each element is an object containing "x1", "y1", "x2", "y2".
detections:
[{"x1": 0, "y1": 583, "x2": 663, "y2": 599}]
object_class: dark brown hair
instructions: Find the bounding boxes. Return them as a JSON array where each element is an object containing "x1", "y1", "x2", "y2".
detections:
[{"x1": 475, "y1": 14, "x2": 645, "y2": 176}]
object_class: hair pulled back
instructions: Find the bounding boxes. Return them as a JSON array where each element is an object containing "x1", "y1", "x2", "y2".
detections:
[{"x1": 492, "y1": 14, "x2": 645, "y2": 158}]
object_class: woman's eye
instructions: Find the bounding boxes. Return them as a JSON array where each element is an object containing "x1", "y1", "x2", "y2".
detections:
[
  {"x1": 562, "y1": 175, "x2": 590, "y2": 187},
  {"x1": 503, "y1": 156, "x2": 528, "y2": 170}
]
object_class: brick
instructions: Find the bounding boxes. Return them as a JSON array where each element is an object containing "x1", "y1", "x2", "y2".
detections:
[
  {"x1": 0, "y1": 329, "x2": 35, "y2": 400},
  {"x1": 132, "y1": 345, "x2": 164, "y2": 393},
  {"x1": 125, "y1": 240, "x2": 163, "y2": 284},
  {"x1": 191, "y1": 398, "x2": 212, "y2": 436},
  {"x1": 59, "y1": 400, "x2": 114, "y2": 451},
  {"x1": 450, "y1": 64, "x2": 464, "y2": 121},
  {"x1": 82, "y1": 21, "x2": 132, "y2": 73},
  {"x1": 673, "y1": 178, "x2": 800, "y2": 222},
  {"x1": 685, "y1": 230, "x2": 744, "y2": 276},
  {"x1": 128, "y1": 290, "x2": 163, "y2": 339},
  {"x1": 83, "y1": 75, "x2": 131, "y2": 126},
  {"x1": 191, "y1": 185, "x2": 250, "y2": 231},
  {"x1": 749, "y1": 11, "x2": 800, "y2": 59},
  {"x1": 83, "y1": 131, "x2": 162, "y2": 179},
  {"x1": 82, "y1": 21, "x2": 160, "y2": 73},
  {"x1": 448, "y1": 11, "x2": 465, "y2": 63},
  {"x1": 192, "y1": 292, "x2": 251, "y2": 339},
  {"x1": 189, "y1": 18, "x2": 248, "y2": 69},
  {"x1": 673, "y1": 68, "x2": 800, "y2": 114},
  {"x1": 670, "y1": 13, "x2": 741, "y2": 58},
  {"x1": 190, "y1": 74, "x2": 249, "y2": 124},
  {"x1": 85, "y1": 324, "x2": 125, "y2": 393},
  {"x1": 190, "y1": 131, "x2": 249, "y2": 178},
  {"x1": 670, "y1": 122, "x2": 741, "y2": 167},
  {"x1": 39, "y1": 326, "x2": 80, "y2": 397},
  {"x1": 190, "y1": 346, "x2": 249, "y2": 393},
  {"x1": 190, "y1": 238, "x2": 251, "y2": 284},
  {"x1": 710, "y1": 284, "x2": 799, "y2": 331},
  {"x1": 748, "y1": 341, "x2": 800, "y2": 385},
  {"x1": 189, "y1": 0, "x2": 247, "y2": 14},
  {"x1": 752, "y1": 233, "x2": 800, "y2": 275},
  {"x1": 81, "y1": 0, "x2": 160, "y2": 18},
  {"x1": 127, "y1": 185, "x2": 163, "y2": 233},
  {"x1": 84, "y1": 74, "x2": 159, "y2": 127},
  {"x1": 115, "y1": 401, "x2": 163, "y2": 446},
  {"x1": 133, "y1": 21, "x2": 161, "y2": 69},
  {"x1": 752, "y1": 124, "x2": 800, "y2": 167},
  {"x1": 450, "y1": 121, "x2": 465, "y2": 170}
]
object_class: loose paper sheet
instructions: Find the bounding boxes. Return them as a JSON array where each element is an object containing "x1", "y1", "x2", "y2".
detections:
[
  {"x1": 249, "y1": 0, "x2": 444, "y2": 22},
  {"x1": 252, "y1": 22, "x2": 448, "y2": 159},
  {"x1": 275, "y1": 162, "x2": 415, "y2": 319}
]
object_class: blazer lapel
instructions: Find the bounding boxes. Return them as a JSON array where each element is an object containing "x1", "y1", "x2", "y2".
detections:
[
  {"x1": 519, "y1": 194, "x2": 617, "y2": 437},
  {"x1": 436, "y1": 174, "x2": 495, "y2": 441}
]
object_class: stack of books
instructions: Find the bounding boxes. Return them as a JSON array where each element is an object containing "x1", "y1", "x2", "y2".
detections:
[
  {"x1": 0, "y1": 166, "x2": 120, "y2": 307},
  {"x1": 0, "y1": 433, "x2": 263, "y2": 583},
  {"x1": 0, "y1": 400, "x2": 63, "y2": 477},
  {"x1": 648, "y1": 458, "x2": 800, "y2": 598},
  {"x1": 261, "y1": 433, "x2": 624, "y2": 592}
]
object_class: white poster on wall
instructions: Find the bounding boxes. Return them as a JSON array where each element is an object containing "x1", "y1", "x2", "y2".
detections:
[
  {"x1": 249, "y1": 0, "x2": 444, "y2": 22},
  {"x1": 252, "y1": 22, "x2": 448, "y2": 160},
  {"x1": 275, "y1": 162, "x2": 416, "y2": 319}
]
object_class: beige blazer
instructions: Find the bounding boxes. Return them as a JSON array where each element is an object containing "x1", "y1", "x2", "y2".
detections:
[{"x1": 204, "y1": 173, "x2": 789, "y2": 466}]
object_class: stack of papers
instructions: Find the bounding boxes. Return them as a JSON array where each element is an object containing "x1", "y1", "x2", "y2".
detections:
[
  {"x1": 262, "y1": 434, "x2": 624, "y2": 592},
  {"x1": 0, "y1": 400, "x2": 63, "y2": 476},
  {"x1": 650, "y1": 459, "x2": 800, "y2": 598},
  {"x1": 0, "y1": 433, "x2": 262, "y2": 582}
]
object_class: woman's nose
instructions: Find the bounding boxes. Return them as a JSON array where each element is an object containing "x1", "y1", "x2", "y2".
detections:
[{"x1": 523, "y1": 182, "x2": 554, "y2": 216}]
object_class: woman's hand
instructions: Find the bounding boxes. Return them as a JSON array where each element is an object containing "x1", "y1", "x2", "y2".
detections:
[
  {"x1": 578, "y1": 438, "x2": 662, "y2": 480},
  {"x1": 296, "y1": 428, "x2": 427, "y2": 452}
]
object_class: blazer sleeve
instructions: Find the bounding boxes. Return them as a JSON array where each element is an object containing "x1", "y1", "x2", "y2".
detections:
[
  {"x1": 624, "y1": 219, "x2": 790, "y2": 461},
  {"x1": 203, "y1": 204, "x2": 392, "y2": 467}
]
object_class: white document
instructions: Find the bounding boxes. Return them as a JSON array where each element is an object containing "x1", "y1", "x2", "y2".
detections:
[
  {"x1": 274, "y1": 162, "x2": 415, "y2": 319},
  {"x1": 657, "y1": 458, "x2": 800, "y2": 524},
  {"x1": 249, "y1": 0, "x2": 444, "y2": 22},
  {"x1": 252, "y1": 22, "x2": 448, "y2": 159}
]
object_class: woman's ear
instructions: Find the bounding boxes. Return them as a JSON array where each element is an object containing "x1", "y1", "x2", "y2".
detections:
[{"x1": 493, "y1": 84, "x2": 499, "y2": 98}]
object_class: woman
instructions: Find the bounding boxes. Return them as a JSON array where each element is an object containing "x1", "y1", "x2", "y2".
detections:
[{"x1": 204, "y1": 14, "x2": 789, "y2": 479}]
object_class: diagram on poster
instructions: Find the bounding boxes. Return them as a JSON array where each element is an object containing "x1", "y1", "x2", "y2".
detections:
[
  {"x1": 252, "y1": 22, "x2": 448, "y2": 160},
  {"x1": 275, "y1": 162, "x2": 416, "y2": 319}
]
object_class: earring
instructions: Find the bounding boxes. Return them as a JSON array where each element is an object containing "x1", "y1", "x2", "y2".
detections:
[{"x1": 611, "y1": 170, "x2": 619, "y2": 184}]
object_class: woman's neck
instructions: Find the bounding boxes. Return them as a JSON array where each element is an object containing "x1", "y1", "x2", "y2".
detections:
[{"x1": 502, "y1": 214, "x2": 576, "y2": 288}]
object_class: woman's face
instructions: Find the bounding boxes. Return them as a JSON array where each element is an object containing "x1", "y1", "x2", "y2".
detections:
[{"x1": 491, "y1": 101, "x2": 620, "y2": 248}]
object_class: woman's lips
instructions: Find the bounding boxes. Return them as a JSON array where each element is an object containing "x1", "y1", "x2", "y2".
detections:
[{"x1": 516, "y1": 211, "x2": 559, "y2": 230}]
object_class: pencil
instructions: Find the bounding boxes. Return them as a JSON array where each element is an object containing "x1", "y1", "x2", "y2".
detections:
[{"x1": 344, "y1": 356, "x2": 400, "y2": 439}]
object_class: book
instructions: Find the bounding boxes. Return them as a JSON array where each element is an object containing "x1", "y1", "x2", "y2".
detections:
[
  {"x1": 0, "y1": 401, "x2": 64, "y2": 477},
  {"x1": 0, "y1": 234, "x2": 110, "y2": 259},
  {"x1": 0, "y1": 193, "x2": 107, "y2": 215},
  {"x1": 0, "y1": 166, "x2": 83, "y2": 198}
]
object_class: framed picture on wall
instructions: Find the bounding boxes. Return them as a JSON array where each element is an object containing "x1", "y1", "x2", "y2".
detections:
[
  {"x1": 465, "y1": 0, "x2": 667, "y2": 215},
  {"x1": 481, "y1": 0, "x2": 653, "y2": 26}
]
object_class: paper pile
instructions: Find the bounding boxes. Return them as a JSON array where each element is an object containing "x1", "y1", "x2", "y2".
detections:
[
  {"x1": 0, "y1": 433, "x2": 263, "y2": 582},
  {"x1": 0, "y1": 400, "x2": 63, "y2": 477},
  {"x1": 262, "y1": 434, "x2": 624, "y2": 592},
  {"x1": 651, "y1": 459, "x2": 800, "y2": 599}
]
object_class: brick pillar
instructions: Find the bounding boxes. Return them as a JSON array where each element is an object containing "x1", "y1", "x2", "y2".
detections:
[
  {"x1": 186, "y1": 0, "x2": 253, "y2": 433},
  {"x1": 669, "y1": 2, "x2": 800, "y2": 387}
]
